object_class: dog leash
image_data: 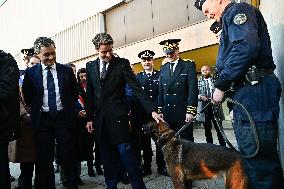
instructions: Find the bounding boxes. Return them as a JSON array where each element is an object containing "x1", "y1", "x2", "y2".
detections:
[
  {"x1": 174, "y1": 101, "x2": 212, "y2": 138},
  {"x1": 222, "y1": 98, "x2": 259, "y2": 158},
  {"x1": 174, "y1": 98, "x2": 259, "y2": 159}
]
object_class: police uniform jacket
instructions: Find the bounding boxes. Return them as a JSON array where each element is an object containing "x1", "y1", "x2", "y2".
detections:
[
  {"x1": 136, "y1": 70, "x2": 160, "y2": 108},
  {"x1": 158, "y1": 59, "x2": 198, "y2": 124},
  {"x1": 0, "y1": 51, "x2": 20, "y2": 143},
  {"x1": 131, "y1": 70, "x2": 160, "y2": 125},
  {"x1": 215, "y1": 2, "x2": 281, "y2": 121}
]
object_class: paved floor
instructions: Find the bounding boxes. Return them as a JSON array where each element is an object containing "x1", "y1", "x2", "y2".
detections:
[{"x1": 10, "y1": 121, "x2": 238, "y2": 189}]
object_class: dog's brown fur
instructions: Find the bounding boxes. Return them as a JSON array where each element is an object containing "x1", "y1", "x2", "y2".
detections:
[{"x1": 145, "y1": 121, "x2": 248, "y2": 189}]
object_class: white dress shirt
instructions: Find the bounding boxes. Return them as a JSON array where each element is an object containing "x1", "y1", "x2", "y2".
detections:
[
  {"x1": 170, "y1": 59, "x2": 179, "y2": 72},
  {"x1": 42, "y1": 63, "x2": 63, "y2": 112}
]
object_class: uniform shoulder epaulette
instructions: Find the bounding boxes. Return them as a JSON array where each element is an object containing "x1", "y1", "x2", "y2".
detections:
[{"x1": 183, "y1": 58, "x2": 194, "y2": 62}]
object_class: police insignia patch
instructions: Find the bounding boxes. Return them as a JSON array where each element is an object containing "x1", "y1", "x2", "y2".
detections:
[{"x1": 233, "y1": 14, "x2": 247, "y2": 25}]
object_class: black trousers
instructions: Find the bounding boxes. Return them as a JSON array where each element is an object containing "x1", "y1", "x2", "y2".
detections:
[
  {"x1": 203, "y1": 107, "x2": 226, "y2": 146},
  {"x1": 19, "y1": 161, "x2": 36, "y2": 188},
  {"x1": 0, "y1": 142, "x2": 10, "y2": 189},
  {"x1": 35, "y1": 111, "x2": 78, "y2": 189}
]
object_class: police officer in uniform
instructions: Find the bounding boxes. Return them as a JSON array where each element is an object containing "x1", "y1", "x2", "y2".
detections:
[
  {"x1": 158, "y1": 39, "x2": 198, "y2": 141},
  {"x1": 195, "y1": 0, "x2": 284, "y2": 188},
  {"x1": 131, "y1": 50, "x2": 167, "y2": 176}
]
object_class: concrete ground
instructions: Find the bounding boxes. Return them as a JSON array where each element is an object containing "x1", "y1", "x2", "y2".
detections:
[{"x1": 10, "y1": 121, "x2": 238, "y2": 189}]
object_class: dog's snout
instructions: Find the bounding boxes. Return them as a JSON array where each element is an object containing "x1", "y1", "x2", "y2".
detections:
[{"x1": 142, "y1": 124, "x2": 151, "y2": 134}]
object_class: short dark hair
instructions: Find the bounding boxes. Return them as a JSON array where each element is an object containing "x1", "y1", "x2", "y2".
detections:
[
  {"x1": 34, "y1": 37, "x2": 56, "y2": 54},
  {"x1": 92, "y1": 33, "x2": 114, "y2": 49},
  {"x1": 77, "y1": 68, "x2": 87, "y2": 83}
]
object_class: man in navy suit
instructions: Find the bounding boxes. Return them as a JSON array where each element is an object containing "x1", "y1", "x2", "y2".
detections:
[
  {"x1": 23, "y1": 37, "x2": 79, "y2": 189},
  {"x1": 85, "y1": 33, "x2": 163, "y2": 189}
]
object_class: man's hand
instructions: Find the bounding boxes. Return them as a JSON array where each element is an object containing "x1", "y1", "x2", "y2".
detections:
[
  {"x1": 86, "y1": 121, "x2": 94, "y2": 133},
  {"x1": 185, "y1": 113, "x2": 194, "y2": 123},
  {"x1": 78, "y1": 110, "x2": 86, "y2": 118},
  {"x1": 200, "y1": 95, "x2": 209, "y2": 101},
  {"x1": 212, "y1": 88, "x2": 225, "y2": 105},
  {"x1": 152, "y1": 112, "x2": 165, "y2": 123}
]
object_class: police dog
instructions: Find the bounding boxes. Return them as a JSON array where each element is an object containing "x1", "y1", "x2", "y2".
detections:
[{"x1": 144, "y1": 121, "x2": 248, "y2": 189}]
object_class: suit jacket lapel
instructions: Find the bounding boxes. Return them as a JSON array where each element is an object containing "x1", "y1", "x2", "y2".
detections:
[
  {"x1": 35, "y1": 64, "x2": 44, "y2": 94},
  {"x1": 56, "y1": 63, "x2": 63, "y2": 98},
  {"x1": 167, "y1": 60, "x2": 183, "y2": 89},
  {"x1": 93, "y1": 59, "x2": 100, "y2": 82}
]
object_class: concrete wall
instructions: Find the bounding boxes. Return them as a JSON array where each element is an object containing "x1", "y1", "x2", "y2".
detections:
[{"x1": 260, "y1": 0, "x2": 284, "y2": 169}]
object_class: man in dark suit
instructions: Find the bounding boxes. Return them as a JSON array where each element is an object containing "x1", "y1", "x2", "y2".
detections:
[
  {"x1": 0, "y1": 50, "x2": 20, "y2": 189},
  {"x1": 131, "y1": 50, "x2": 167, "y2": 176},
  {"x1": 85, "y1": 33, "x2": 163, "y2": 189},
  {"x1": 23, "y1": 37, "x2": 79, "y2": 189},
  {"x1": 158, "y1": 39, "x2": 198, "y2": 141}
]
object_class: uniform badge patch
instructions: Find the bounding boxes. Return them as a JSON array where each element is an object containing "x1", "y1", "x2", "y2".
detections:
[{"x1": 233, "y1": 14, "x2": 247, "y2": 25}]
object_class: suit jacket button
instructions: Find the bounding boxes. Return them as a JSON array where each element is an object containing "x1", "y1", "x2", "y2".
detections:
[
  {"x1": 176, "y1": 83, "x2": 179, "y2": 85},
  {"x1": 149, "y1": 96, "x2": 152, "y2": 98},
  {"x1": 173, "y1": 94, "x2": 177, "y2": 96},
  {"x1": 173, "y1": 105, "x2": 176, "y2": 107},
  {"x1": 118, "y1": 120, "x2": 121, "y2": 123},
  {"x1": 167, "y1": 104, "x2": 170, "y2": 106}
]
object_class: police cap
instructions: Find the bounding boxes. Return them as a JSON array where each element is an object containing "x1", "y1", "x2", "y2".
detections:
[
  {"x1": 194, "y1": 0, "x2": 206, "y2": 11},
  {"x1": 159, "y1": 39, "x2": 181, "y2": 53},
  {"x1": 138, "y1": 50, "x2": 155, "y2": 60},
  {"x1": 210, "y1": 21, "x2": 222, "y2": 34},
  {"x1": 21, "y1": 48, "x2": 35, "y2": 57}
]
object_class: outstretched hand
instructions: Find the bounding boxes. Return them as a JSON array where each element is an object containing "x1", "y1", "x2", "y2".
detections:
[
  {"x1": 86, "y1": 121, "x2": 94, "y2": 133},
  {"x1": 152, "y1": 111, "x2": 165, "y2": 123}
]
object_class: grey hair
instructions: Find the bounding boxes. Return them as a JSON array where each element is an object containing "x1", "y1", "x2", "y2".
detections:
[
  {"x1": 34, "y1": 37, "x2": 56, "y2": 54},
  {"x1": 92, "y1": 33, "x2": 114, "y2": 49}
]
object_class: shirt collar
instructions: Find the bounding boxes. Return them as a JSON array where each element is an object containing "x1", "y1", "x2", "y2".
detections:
[
  {"x1": 42, "y1": 63, "x2": 56, "y2": 71},
  {"x1": 99, "y1": 58, "x2": 109, "y2": 64},
  {"x1": 220, "y1": 2, "x2": 235, "y2": 24}
]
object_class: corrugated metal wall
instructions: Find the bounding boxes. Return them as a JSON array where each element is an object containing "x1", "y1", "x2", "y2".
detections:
[{"x1": 51, "y1": 15, "x2": 97, "y2": 64}]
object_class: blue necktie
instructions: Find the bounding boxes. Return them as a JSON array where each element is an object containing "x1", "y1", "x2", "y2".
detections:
[{"x1": 47, "y1": 66, "x2": 57, "y2": 118}]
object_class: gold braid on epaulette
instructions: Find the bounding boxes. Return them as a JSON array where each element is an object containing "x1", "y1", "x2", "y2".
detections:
[
  {"x1": 187, "y1": 106, "x2": 197, "y2": 115},
  {"x1": 157, "y1": 106, "x2": 163, "y2": 114}
]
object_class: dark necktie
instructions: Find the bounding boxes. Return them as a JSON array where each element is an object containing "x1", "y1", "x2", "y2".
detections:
[
  {"x1": 47, "y1": 66, "x2": 57, "y2": 118},
  {"x1": 101, "y1": 61, "x2": 107, "y2": 80},
  {"x1": 170, "y1": 62, "x2": 175, "y2": 76},
  {"x1": 205, "y1": 79, "x2": 211, "y2": 98}
]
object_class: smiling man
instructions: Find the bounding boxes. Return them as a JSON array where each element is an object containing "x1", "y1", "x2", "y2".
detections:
[
  {"x1": 23, "y1": 37, "x2": 79, "y2": 189},
  {"x1": 195, "y1": 0, "x2": 284, "y2": 188}
]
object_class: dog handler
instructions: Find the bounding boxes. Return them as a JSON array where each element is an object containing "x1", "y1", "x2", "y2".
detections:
[{"x1": 194, "y1": 0, "x2": 283, "y2": 188}]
